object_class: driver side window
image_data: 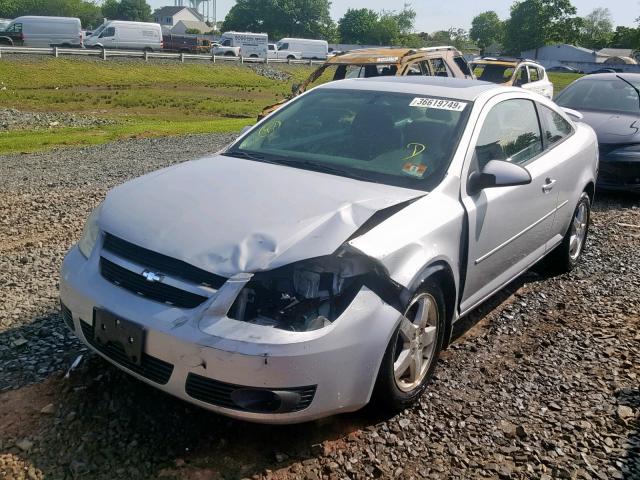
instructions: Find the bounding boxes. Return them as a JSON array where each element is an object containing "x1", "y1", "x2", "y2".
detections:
[
  {"x1": 475, "y1": 99, "x2": 543, "y2": 169},
  {"x1": 100, "y1": 27, "x2": 115, "y2": 38}
]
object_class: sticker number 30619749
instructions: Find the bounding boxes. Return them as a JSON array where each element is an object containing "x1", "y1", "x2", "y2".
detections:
[{"x1": 409, "y1": 97, "x2": 467, "y2": 111}]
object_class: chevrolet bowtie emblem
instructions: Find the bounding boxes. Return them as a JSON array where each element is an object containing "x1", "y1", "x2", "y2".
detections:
[{"x1": 141, "y1": 270, "x2": 163, "y2": 283}]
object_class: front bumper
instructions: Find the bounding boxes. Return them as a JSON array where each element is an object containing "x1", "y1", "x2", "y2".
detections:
[
  {"x1": 60, "y1": 246, "x2": 401, "y2": 423},
  {"x1": 597, "y1": 158, "x2": 640, "y2": 193}
]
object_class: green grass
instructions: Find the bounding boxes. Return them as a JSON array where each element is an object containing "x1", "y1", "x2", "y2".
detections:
[
  {"x1": 0, "y1": 57, "x2": 315, "y2": 153},
  {"x1": 548, "y1": 72, "x2": 583, "y2": 94},
  {"x1": 0, "y1": 57, "x2": 583, "y2": 154}
]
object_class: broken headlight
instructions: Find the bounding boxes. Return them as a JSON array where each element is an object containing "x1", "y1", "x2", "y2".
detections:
[{"x1": 228, "y1": 252, "x2": 372, "y2": 332}]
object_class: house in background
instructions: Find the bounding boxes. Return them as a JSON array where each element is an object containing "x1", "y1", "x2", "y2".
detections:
[
  {"x1": 153, "y1": 6, "x2": 203, "y2": 28},
  {"x1": 171, "y1": 20, "x2": 212, "y2": 35}
]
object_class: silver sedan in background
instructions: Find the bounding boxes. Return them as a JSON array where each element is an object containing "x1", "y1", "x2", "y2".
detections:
[{"x1": 60, "y1": 77, "x2": 598, "y2": 423}]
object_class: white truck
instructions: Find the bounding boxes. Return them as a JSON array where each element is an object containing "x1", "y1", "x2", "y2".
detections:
[
  {"x1": 212, "y1": 32, "x2": 268, "y2": 58},
  {"x1": 276, "y1": 38, "x2": 328, "y2": 60},
  {"x1": 84, "y1": 21, "x2": 163, "y2": 51},
  {"x1": 0, "y1": 16, "x2": 82, "y2": 47},
  {"x1": 267, "y1": 43, "x2": 302, "y2": 60}
]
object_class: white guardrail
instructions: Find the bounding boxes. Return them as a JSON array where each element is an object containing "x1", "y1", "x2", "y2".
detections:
[{"x1": 0, "y1": 45, "x2": 326, "y2": 65}]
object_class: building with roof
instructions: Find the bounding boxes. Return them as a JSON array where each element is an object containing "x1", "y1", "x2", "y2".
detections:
[
  {"x1": 521, "y1": 44, "x2": 607, "y2": 63},
  {"x1": 171, "y1": 20, "x2": 213, "y2": 35},
  {"x1": 153, "y1": 6, "x2": 203, "y2": 27}
]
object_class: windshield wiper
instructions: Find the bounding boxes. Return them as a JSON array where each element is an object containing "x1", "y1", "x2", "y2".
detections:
[
  {"x1": 223, "y1": 150, "x2": 265, "y2": 161},
  {"x1": 617, "y1": 75, "x2": 640, "y2": 109},
  {"x1": 277, "y1": 159, "x2": 372, "y2": 182}
]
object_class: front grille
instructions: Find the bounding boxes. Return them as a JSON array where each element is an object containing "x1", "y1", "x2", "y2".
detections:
[
  {"x1": 100, "y1": 257, "x2": 208, "y2": 308},
  {"x1": 60, "y1": 302, "x2": 74, "y2": 331},
  {"x1": 103, "y1": 233, "x2": 226, "y2": 289},
  {"x1": 185, "y1": 372, "x2": 316, "y2": 413},
  {"x1": 80, "y1": 319, "x2": 173, "y2": 385}
]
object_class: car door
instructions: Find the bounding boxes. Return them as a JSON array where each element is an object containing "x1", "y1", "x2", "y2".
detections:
[
  {"x1": 459, "y1": 96, "x2": 560, "y2": 313},
  {"x1": 536, "y1": 102, "x2": 581, "y2": 245},
  {"x1": 524, "y1": 64, "x2": 553, "y2": 98}
]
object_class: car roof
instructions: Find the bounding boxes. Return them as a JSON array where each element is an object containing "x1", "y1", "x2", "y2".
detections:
[
  {"x1": 577, "y1": 72, "x2": 640, "y2": 81},
  {"x1": 318, "y1": 76, "x2": 501, "y2": 101},
  {"x1": 326, "y1": 46, "x2": 459, "y2": 65}
]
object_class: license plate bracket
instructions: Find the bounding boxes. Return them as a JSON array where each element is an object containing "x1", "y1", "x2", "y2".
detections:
[{"x1": 93, "y1": 309, "x2": 145, "y2": 366}]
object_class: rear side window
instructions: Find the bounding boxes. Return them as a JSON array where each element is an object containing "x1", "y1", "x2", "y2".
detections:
[
  {"x1": 475, "y1": 99, "x2": 543, "y2": 167},
  {"x1": 528, "y1": 66, "x2": 540, "y2": 82},
  {"x1": 454, "y1": 56, "x2": 472, "y2": 76},
  {"x1": 430, "y1": 58, "x2": 450, "y2": 77},
  {"x1": 514, "y1": 67, "x2": 528, "y2": 86},
  {"x1": 539, "y1": 105, "x2": 573, "y2": 147}
]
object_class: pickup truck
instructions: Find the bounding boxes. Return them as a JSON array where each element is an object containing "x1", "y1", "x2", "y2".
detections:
[{"x1": 268, "y1": 43, "x2": 302, "y2": 60}]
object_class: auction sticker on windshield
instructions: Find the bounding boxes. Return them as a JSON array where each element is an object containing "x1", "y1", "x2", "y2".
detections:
[{"x1": 410, "y1": 98, "x2": 467, "y2": 111}]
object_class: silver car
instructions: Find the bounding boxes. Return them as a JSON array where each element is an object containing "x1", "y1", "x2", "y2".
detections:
[{"x1": 60, "y1": 77, "x2": 598, "y2": 423}]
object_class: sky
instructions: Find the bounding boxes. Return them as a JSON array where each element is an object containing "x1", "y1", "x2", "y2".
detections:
[{"x1": 148, "y1": 0, "x2": 638, "y2": 33}]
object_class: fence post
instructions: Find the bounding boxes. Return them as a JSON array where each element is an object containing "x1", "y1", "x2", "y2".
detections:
[
  {"x1": 180, "y1": 52, "x2": 184, "y2": 63},
  {"x1": 0, "y1": 48, "x2": 2, "y2": 59},
  {"x1": 240, "y1": 56, "x2": 244, "y2": 64},
  {"x1": 309, "y1": 59, "x2": 312, "y2": 66},
  {"x1": 144, "y1": 50, "x2": 148, "y2": 62},
  {"x1": 102, "y1": 48, "x2": 107, "y2": 60},
  {"x1": 54, "y1": 46, "x2": 59, "y2": 58},
  {"x1": 211, "y1": 54, "x2": 215, "y2": 63}
]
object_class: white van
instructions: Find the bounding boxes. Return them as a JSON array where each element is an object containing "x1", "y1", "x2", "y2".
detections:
[
  {"x1": 0, "y1": 16, "x2": 82, "y2": 47},
  {"x1": 276, "y1": 38, "x2": 328, "y2": 60},
  {"x1": 212, "y1": 31, "x2": 268, "y2": 58},
  {"x1": 84, "y1": 21, "x2": 162, "y2": 51}
]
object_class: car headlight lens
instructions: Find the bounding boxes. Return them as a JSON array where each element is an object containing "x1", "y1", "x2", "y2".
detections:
[{"x1": 78, "y1": 204, "x2": 102, "y2": 259}]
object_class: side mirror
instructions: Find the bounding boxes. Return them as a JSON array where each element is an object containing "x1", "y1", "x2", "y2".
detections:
[
  {"x1": 291, "y1": 82, "x2": 300, "y2": 94},
  {"x1": 467, "y1": 160, "x2": 532, "y2": 195}
]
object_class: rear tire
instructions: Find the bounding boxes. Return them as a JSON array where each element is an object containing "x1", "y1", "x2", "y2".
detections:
[
  {"x1": 371, "y1": 280, "x2": 446, "y2": 412},
  {"x1": 544, "y1": 191, "x2": 591, "y2": 274},
  {"x1": 224, "y1": 51, "x2": 235, "y2": 57},
  {"x1": 143, "y1": 47, "x2": 153, "y2": 53},
  {"x1": 286, "y1": 55, "x2": 296, "y2": 60}
]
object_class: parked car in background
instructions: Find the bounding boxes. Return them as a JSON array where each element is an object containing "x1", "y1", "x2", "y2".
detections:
[
  {"x1": 470, "y1": 57, "x2": 553, "y2": 99},
  {"x1": 60, "y1": 76, "x2": 598, "y2": 423},
  {"x1": 547, "y1": 65, "x2": 582, "y2": 73},
  {"x1": 84, "y1": 21, "x2": 162, "y2": 51},
  {"x1": 268, "y1": 43, "x2": 302, "y2": 60},
  {"x1": 259, "y1": 46, "x2": 474, "y2": 118},
  {"x1": 276, "y1": 37, "x2": 328, "y2": 59},
  {"x1": 212, "y1": 31, "x2": 268, "y2": 58},
  {"x1": 0, "y1": 16, "x2": 82, "y2": 47},
  {"x1": 163, "y1": 34, "x2": 211, "y2": 53},
  {"x1": 589, "y1": 68, "x2": 622, "y2": 75},
  {"x1": 0, "y1": 19, "x2": 12, "y2": 31},
  {"x1": 555, "y1": 73, "x2": 640, "y2": 192}
]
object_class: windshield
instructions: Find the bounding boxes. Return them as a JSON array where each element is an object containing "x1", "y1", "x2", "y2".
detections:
[
  {"x1": 227, "y1": 89, "x2": 471, "y2": 190},
  {"x1": 90, "y1": 23, "x2": 106, "y2": 37},
  {"x1": 556, "y1": 76, "x2": 640, "y2": 113},
  {"x1": 471, "y1": 63, "x2": 515, "y2": 83}
]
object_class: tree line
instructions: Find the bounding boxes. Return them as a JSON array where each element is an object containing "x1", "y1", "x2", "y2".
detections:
[
  {"x1": 0, "y1": 0, "x2": 638, "y2": 54},
  {"x1": 470, "y1": 1, "x2": 639, "y2": 55},
  {"x1": 0, "y1": 0, "x2": 151, "y2": 29}
]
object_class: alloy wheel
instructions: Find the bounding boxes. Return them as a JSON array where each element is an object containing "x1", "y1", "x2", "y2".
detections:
[
  {"x1": 393, "y1": 293, "x2": 439, "y2": 392},
  {"x1": 569, "y1": 201, "x2": 588, "y2": 261}
]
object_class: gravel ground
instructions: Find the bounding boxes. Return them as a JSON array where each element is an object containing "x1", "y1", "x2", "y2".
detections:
[
  {"x1": 0, "y1": 107, "x2": 114, "y2": 132},
  {"x1": 0, "y1": 135, "x2": 638, "y2": 480}
]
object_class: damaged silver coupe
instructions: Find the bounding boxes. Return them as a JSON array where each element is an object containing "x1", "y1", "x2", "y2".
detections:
[{"x1": 60, "y1": 76, "x2": 599, "y2": 423}]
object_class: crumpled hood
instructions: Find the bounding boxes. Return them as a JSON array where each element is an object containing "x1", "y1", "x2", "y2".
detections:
[
  {"x1": 579, "y1": 110, "x2": 640, "y2": 145},
  {"x1": 100, "y1": 155, "x2": 424, "y2": 277}
]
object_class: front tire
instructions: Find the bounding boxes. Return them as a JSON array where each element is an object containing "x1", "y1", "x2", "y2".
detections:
[
  {"x1": 371, "y1": 281, "x2": 446, "y2": 412},
  {"x1": 545, "y1": 191, "x2": 591, "y2": 273}
]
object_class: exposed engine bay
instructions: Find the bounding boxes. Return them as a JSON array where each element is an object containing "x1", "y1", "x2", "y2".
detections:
[{"x1": 228, "y1": 248, "x2": 402, "y2": 332}]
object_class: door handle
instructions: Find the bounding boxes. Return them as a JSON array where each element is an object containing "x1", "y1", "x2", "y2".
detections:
[{"x1": 542, "y1": 178, "x2": 556, "y2": 193}]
